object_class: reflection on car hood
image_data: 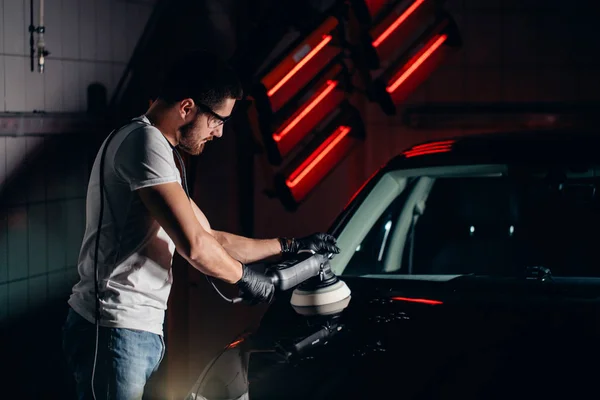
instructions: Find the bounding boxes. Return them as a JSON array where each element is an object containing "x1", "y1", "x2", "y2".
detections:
[{"x1": 247, "y1": 275, "x2": 600, "y2": 399}]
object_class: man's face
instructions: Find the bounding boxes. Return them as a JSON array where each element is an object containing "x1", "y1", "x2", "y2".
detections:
[{"x1": 178, "y1": 97, "x2": 236, "y2": 155}]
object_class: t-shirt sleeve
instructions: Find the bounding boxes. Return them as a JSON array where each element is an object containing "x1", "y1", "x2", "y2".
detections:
[{"x1": 113, "y1": 126, "x2": 180, "y2": 191}]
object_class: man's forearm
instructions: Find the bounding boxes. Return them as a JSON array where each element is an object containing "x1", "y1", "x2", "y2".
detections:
[
  {"x1": 189, "y1": 199, "x2": 282, "y2": 264},
  {"x1": 212, "y1": 230, "x2": 281, "y2": 264},
  {"x1": 185, "y1": 230, "x2": 244, "y2": 284}
]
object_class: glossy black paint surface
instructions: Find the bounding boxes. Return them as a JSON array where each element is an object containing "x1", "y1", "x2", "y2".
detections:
[{"x1": 247, "y1": 275, "x2": 600, "y2": 399}]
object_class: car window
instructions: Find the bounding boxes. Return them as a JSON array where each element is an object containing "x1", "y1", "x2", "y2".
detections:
[
  {"x1": 342, "y1": 170, "x2": 600, "y2": 278},
  {"x1": 342, "y1": 195, "x2": 405, "y2": 275},
  {"x1": 407, "y1": 177, "x2": 520, "y2": 276}
]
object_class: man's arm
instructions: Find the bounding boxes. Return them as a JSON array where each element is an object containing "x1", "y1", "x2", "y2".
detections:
[
  {"x1": 137, "y1": 182, "x2": 243, "y2": 284},
  {"x1": 189, "y1": 200, "x2": 281, "y2": 264},
  {"x1": 213, "y1": 231, "x2": 281, "y2": 264},
  {"x1": 115, "y1": 126, "x2": 273, "y2": 303}
]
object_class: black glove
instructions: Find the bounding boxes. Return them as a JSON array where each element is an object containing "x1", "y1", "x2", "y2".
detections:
[
  {"x1": 236, "y1": 263, "x2": 275, "y2": 305},
  {"x1": 279, "y1": 233, "x2": 340, "y2": 255}
]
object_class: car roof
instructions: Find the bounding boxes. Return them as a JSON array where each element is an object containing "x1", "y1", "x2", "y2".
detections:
[
  {"x1": 387, "y1": 129, "x2": 600, "y2": 169},
  {"x1": 329, "y1": 129, "x2": 600, "y2": 235}
]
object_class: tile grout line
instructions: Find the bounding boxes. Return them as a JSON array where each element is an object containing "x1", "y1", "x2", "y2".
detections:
[
  {"x1": 1, "y1": 204, "x2": 5, "y2": 315},
  {"x1": 4, "y1": 135, "x2": 8, "y2": 307},
  {"x1": 2, "y1": 195, "x2": 86, "y2": 209},
  {"x1": 26, "y1": 141, "x2": 30, "y2": 309},
  {"x1": 42, "y1": 137, "x2": 48, "y2": 303},
  {"x1": 23, "y1": 0, "x2": 27, "y2": 63},
  {"x1": 2, "y1": 0, "x2": 6, "y2": 112},
  {"x1": 76, "y1": 0, "x2": 81, "y2": 60},
  {"x1": 0, "y1": 52, "x2": 128, "y2": 65},
  {"x1": 1, "y1": 265, "x2": 77, "y2": 286},
  {"x1": 45, "y1": 135, "x2": 49, "y2": 305},
  {"x1": 2, "y1": 123, "x2": 5, "y2": 286},
  {"x1": 1, "y1": 11, "x2": 5, "y2": 311}
]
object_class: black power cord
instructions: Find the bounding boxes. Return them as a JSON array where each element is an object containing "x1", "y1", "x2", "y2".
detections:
[
  {"x1": 170, "y1": 145, "x2": 243, "y2": 304},
  {"x1": 91, "y1": 123, "x2": 124, "y2": 399}
]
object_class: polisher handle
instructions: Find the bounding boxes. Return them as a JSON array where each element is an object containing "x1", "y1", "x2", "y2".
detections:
[
  {"x1": 226, "y1": 252, "x2": 331, "y2": 303},
  {"x1": 268, "y1": 252, "x2": 330, "y2": 291}
]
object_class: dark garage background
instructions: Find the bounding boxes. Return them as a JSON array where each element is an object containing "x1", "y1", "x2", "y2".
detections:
[{"x1": 0, "y1": 0, "x2": 598, "y2": 398}]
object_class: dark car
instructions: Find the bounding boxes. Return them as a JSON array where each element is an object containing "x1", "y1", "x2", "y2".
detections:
[{"x1": 187, "y1": 130, "x2": 600, "y2": 400}]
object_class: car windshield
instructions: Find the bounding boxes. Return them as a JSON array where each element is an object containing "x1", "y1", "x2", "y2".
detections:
[{"x1": 331, "y1": 164, "x2": 600, "y2": 278}]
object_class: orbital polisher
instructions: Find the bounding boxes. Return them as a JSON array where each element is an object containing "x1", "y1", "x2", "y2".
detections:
[
  {"x1": 273, "y1": 251, "x2": 351, "y2": 316},
  {"x1": 231, "y1": 251, "x2": 351, "y2": 315}
]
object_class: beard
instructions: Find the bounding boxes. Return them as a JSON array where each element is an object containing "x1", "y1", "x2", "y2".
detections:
[{"x1": 178, "y1": 118, "x2": 206, "y2": 155}]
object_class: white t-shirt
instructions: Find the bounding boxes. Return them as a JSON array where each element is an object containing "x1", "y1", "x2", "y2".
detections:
[{"x1": 68, "y1": 115, "x2": 181, "y2": 336}]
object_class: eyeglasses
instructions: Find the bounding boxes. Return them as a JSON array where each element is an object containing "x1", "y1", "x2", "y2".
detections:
[{"x1": 196, "y1": 103, "x2": 231, "y2": 129}]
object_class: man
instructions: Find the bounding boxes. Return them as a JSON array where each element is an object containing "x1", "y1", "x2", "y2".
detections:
[{"x1": 62, "y1": 50, "x2": 339, "y2": 400}]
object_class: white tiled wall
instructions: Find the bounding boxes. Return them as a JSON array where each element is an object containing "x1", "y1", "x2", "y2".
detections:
[
  {"x1": 0, "y1": 138, "x2": 91, "y2": 322},
  {"x1": 1, "y1": 0, "x2": 155, "y2": 113},
  {"x1": 0, "y1": 0, "x2": 156, "y2": 323}
]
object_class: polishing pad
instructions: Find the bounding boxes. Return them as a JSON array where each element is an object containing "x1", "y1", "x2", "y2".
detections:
[{"x1": 291, "y1": 280, "x2": 351, "y2": 316}]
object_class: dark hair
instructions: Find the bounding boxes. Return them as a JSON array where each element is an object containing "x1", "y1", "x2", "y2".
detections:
[{"x1": 157, "y1": 49, "x2": 243, "y2": 110}]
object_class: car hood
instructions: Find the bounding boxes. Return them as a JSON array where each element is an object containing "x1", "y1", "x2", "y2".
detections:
[
  {"x1": 245, "y1": 275, "x2": 600, "y2": 399},
  {"x1": 189, "y1": 275, "x2": 600, "y2": 400}
]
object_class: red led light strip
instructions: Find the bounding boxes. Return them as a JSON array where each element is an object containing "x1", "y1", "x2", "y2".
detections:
[
  {"x1": 286, "y1": 125, "x2": 352, "y2": 188},
  {"x1": 273, "y1": 80, "x2": 339, "y2": 143},
  {"x1": 409, "y1": 139, "x2": 455, "y2": 150},
  {"x1": 268, "y1": 35, "x2": 333, "y2": 98},
  {"x1": 391, "y1": 296, "x2": 443, "y2": 305},
  {"x1": 386, "y1": 34, "x2": 448, "y2": 94},
  {"x1": 372, "y1": 0, "x2": 425, "y2": 48},
  {"x1": 403, "y1": 140, "x2": 454, "y2": 158},
  {"x1": 404, "y1": 148, "x2": 452, "y2": 157}
]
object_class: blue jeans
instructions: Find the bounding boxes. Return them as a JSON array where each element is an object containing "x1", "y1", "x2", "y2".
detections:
[{"x1": 62, "y1": 307, "x2": 165, "y2": 400}]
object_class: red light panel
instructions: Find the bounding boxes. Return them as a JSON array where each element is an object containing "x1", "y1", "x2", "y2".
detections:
[
  {"x1": 261, "y1": 17, "x2": 341, "y2": 113},
  {"x1": 386, "y1": 33, "x2": 447, "y2": 93},
  {"x1": 367, "y1": 0, "x2": 436, "y2": 67},
  {"x1": 286, "y1": 125, "x2": 352, "y2": 189},
  {"x1": 380, "y1": 32, "x2": 448, "y2": 108},
  {"x1": 272, "y1": 79, "x2": 344, "y2": 157},
  {"x1": 274, "y1": 80, "x2": 338, "y2": 142},
  {"x1": 369, "y1": 13, "x2": 462, "y2": 116},
  {"x1": 268, "y1": 35, "x2": 332, "y2": 98},
  {"x1": 274, "y1": 104, "x2": 365, "y2": 210},
  {"x1": 372, "y1": 0, "x2": 425, "y2": 48}
]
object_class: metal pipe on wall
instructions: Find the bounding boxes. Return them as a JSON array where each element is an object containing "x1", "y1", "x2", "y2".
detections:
[
  {"x1": 37, "y1": 0, "x2": 46, "y2": 73},
  {"x1": 28, "y1": 0, "x2": 49, "y2": 73}
]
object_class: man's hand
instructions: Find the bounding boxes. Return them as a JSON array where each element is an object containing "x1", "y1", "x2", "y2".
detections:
[
  {"x1": 280, "y1": 233, "x2": 340, "y2": 256},
  {"x1": 236, "y1": 263, "x2": 275, "y2": 305}
]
